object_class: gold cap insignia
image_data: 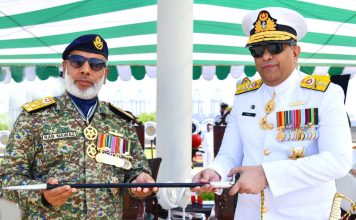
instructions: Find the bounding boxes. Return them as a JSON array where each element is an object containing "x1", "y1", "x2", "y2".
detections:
[
  {"x1": 93, "y1": 36, "x2": 103, "y2": 50},
  {"x1": 245, "y1": 9, "x2": 299, "y2": 46},
  {"x1": 254, "y1": 11, "x2": 277, "y2": 33}
]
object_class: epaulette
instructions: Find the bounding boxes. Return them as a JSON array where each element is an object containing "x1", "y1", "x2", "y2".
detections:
[
  {"x1": 235, "y1": 78, "x2": 263, "y2": 95},
  {"x1": 108, "y1": 102, "x2": 135, "y2": 122},
  {"x1": 22, "y1": 96, "x2": 56, "y2": 113},
  {"x1": 300, "y1": 75, "x2": 330, "y2": 92}
]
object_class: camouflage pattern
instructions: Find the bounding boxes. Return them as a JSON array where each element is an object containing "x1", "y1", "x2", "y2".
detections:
[{"x1": 0, "y1": 93, "x2": 151, "y2": 219}]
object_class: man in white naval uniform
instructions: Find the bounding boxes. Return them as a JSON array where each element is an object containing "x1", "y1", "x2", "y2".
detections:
[{"x1": 192, "y1": 7, "x2": 352, "y2": 220}]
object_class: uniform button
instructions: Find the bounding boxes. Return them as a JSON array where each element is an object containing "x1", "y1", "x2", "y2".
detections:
[{"x1": 264, "y1": 149, "x2": 271, "y2": 156}]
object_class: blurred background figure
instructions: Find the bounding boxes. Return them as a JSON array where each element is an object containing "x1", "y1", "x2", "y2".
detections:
[
  {"x1": 213, "y1": 102, "x2": 228, "y2": 124},
  {"x1": 201, "y1": 123, "x2": 214, "y2": 168}
]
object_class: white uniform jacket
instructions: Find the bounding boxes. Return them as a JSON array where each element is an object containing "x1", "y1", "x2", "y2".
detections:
[{"x1": 211, "y1": 71, "x2": 352, "y2": 220}]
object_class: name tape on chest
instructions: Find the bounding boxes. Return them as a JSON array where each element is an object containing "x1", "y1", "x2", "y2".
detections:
[{"x1": 42, "y1": 131, "x2": 77, "y2": 141}]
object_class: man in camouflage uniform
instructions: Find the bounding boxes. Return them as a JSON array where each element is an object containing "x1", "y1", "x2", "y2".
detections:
[{"x1": 0, "y1": 34, "x2": 157, "y2": 219}]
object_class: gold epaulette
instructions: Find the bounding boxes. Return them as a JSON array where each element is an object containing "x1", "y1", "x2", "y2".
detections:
[
  {"x1": 235, "y1": 78, "x2": 263, "y2": 95},
  {"x1": 22, "y1": 96, "x2": 56, "y2": 113},
  {"x1": 300, "y1": 75, "x2": 330, "y2": 92},
  {"x1": 108, "y1": 102, "x2": 135, "y2": 122}
]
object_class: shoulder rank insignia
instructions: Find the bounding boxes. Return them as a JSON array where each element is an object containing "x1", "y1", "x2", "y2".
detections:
[
  {"x1": 22, "y1": 96, "x2": 56, "y2": 113},
  {"x1": 108, "y1": 102, "x2": 135, "y2": 122},
  {"x1": 300, "y1": 75, "x2": 330, "y2": 92},
  {"x1": 235, "y1": 78, "x2": 263, "y2": 95}
]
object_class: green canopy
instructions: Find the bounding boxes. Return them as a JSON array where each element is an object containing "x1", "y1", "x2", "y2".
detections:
[{"x1": 0, "y1": 0, "x2": 355, "y2": 82}]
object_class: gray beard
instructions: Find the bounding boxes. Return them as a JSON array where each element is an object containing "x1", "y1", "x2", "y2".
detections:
[{"x1": 63, "y1": 70, "x2": 105, "y2": 100}]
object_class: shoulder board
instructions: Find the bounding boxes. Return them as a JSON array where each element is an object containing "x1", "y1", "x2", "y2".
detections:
[
  {"x1": 235, "y1": 78, "x2": 263, "y2": 95},
  {"x1": 300, "y1": 75, "x2": 330, "y2": 92},
  {"x1": 108, "y1": 102, "x2": 135, "y2": 122},
  {"x1": 22, "y1": 96, "x2": 56, "y2": 113}
]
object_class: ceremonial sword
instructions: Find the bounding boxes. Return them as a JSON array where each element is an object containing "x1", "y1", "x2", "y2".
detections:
[{"x1": 2, "y1": 181, "x2": 235, "y2": 191}]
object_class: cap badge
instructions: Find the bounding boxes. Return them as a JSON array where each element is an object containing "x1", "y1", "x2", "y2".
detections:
[
  {"x1": 93, "y1": 36, "x2": 103, "y2": 50},
  {"x1": 254, "y1": 10, "x2": 277, "y2": 33}
]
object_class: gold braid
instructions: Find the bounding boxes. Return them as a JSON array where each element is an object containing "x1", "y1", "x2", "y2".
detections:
[{"x1": 261, "y1": 190, "x2": 265, "y2": 220}]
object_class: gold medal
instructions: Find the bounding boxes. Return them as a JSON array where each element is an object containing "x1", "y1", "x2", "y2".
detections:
[
  {"x1": 277, "y1": 129, "x2": 285, "y2": 142},
  {"x1": 295, "y1": 130, "x2": 300, "y2": 141},
  {"x1": 86, "y1": 143, "x2": 97, "y2": 159},
  {"x1": 298, "y1": 129, "x2": 304, "y2": 141},
  {"x1": 84, "y1": 124, "x2": 98, "y2": 141},
  {"x1": 301, "y1": 130, "x2": 305, "y2": 140},
  {"x1": 309, "y1": 128, "x2": 316, "y2": 140}
]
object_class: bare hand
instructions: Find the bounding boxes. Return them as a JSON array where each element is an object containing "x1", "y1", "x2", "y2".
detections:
[
  {"x1": 191, "y1": 168, "x2": 221, "y2": 193},
  {"x1": 130, "y1": 172, "x2": 158, "y2": 198},
  {"x1": 228, "y1": 166, "x2": 268, "y2": 196},
  {"x1": 42, "y1": 178, "x2": 77, "y2": 207}
]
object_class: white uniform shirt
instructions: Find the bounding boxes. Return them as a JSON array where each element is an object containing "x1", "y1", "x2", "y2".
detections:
[{"x1": 211, "y1": 70, "x2": 352, "y2": 220}]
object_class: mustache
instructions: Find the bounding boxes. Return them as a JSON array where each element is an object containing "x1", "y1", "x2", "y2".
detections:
[
  {"x1": 73, "y1": 78, "x2": 94, "y2": 84},
  {"x1": 262, "y1": 62, "x2": 278, "y2": 68}
]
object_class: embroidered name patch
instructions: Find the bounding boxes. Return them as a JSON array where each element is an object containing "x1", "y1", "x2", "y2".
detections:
[{"x1": 42, "y1": 132, "x2": 77, "y2": 141}]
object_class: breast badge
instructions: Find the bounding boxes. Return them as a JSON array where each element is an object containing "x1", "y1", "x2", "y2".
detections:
[
  {"x1": 84, "y1": 121, "x2": 98, "y2": 159},
  {"x1": 288, "y1": 147, "x2": 305, "y2": 160}
]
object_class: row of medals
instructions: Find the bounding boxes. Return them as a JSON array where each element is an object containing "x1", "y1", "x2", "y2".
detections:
[
  {"x1": 259, "y1": 94, "x2": 319, "y2": 141},
  {"x1": 84, "y1": 124, "x2": 132, "y2": 170},
  {"x1": 277, "y1": 126, "x2": 319, "y2": 142}
]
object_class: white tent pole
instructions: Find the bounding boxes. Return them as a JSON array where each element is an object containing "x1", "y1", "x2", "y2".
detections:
[{"x1": 156, "y1": 0, "x2": 193, "y2": 183}]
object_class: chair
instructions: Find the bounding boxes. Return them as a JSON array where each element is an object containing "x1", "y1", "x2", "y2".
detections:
[
  {"x1": 122, "y1": 157, "x2": 162, "y2": 220},
  {"x1": 145, "y1": 157, "x2": 162, "y2": 220}
]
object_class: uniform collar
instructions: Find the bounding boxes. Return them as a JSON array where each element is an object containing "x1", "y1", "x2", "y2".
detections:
[
  {"x1": 54, "y1": 92, "x2": 76, "y2": 111},
  {"x1": 54, "y1": 92, "x2": 110, "y2": 116},
  {"x1": 262, "y1": 69, "x2": 299, "y2": 96}
]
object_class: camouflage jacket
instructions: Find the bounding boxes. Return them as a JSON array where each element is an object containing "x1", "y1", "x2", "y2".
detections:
[{"x1": 0, "y1": 93, "x2": 151, "y2": 219}]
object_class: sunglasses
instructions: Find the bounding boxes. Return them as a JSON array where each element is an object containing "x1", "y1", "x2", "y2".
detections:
[
  {"x1": 67, "y1": 54, "x2": 107, "y2": 71},
  {"x1": 249, "y1": 43, "x2": 295, "y2": 58}
]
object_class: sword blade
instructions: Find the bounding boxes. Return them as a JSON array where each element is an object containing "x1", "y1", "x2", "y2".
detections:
[{"x1": 3, "y1": 181, "x2": 233, "y2": 190}]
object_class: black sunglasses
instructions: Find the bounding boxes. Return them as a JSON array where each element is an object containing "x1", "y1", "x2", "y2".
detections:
[
  {"x1": 67, "y1": 54, "x2": 107, "y2": 71},
  {"x1": 249, "y1": 43, "x2": 295, "y2": 58}
]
